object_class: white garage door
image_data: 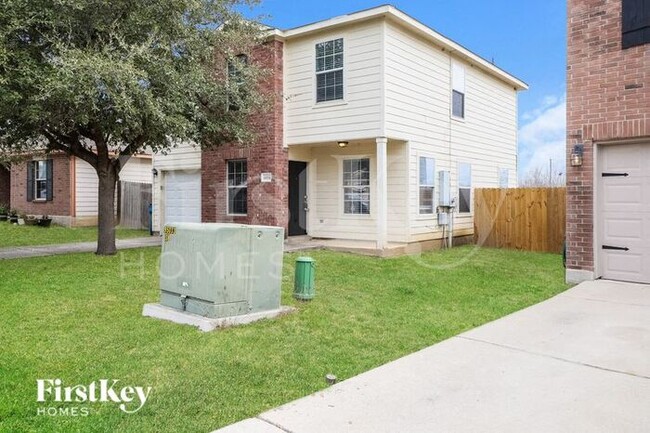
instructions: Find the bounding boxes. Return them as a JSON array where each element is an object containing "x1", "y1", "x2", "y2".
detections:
[
  {"x1": 598, "y1": 143, "x2": 650, "y2": 283},
  {"x1": 164, "y1": 171, "x2": 201, "y2": 225}
]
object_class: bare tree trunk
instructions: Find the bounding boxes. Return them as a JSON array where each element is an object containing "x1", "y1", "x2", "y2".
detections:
[{"x1": 96, "y1": 165, "x2": 118, "y2": 255}]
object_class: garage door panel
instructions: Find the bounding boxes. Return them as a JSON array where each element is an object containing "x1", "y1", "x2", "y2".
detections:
[
  {"x1": 599, "y1": 143, "x2": 650, "y2": 283},
  {"x1": 602, "y1": 214, "x2": 645, "y2": 244}
]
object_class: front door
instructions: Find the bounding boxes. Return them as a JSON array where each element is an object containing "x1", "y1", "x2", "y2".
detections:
[{"x1": 288, "y1": 161, "x2": 307, "y2": 236}]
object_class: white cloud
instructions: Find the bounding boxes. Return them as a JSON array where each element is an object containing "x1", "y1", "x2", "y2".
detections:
[{"x1": 518, "y1": 95, "x2": 566, "y2": 183}]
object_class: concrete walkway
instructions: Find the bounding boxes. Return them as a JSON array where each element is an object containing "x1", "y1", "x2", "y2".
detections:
[
  {"x1": 213, "y1": 280, "x2": 650, "y2": 433},
  {"x1": 0, "y1": 237, "x2": 161, "y2": 259}
]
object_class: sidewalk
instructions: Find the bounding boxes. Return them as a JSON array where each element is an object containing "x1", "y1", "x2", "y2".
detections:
[
  {"x1": 0, "y1": 237, "x2": 161, "y2": 259},
  {"x1": 213, "y1": 280, "x2": 650, "y2": 433}
]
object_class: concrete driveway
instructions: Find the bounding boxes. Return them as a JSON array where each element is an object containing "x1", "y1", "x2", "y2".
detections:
[{"x1": 213, "y1": 280, "x2": 650, "y2": 433}]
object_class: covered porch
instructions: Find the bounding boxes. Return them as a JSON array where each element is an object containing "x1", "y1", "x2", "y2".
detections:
[{"x1": 287, "y1": 137, "x2": 409, "y2": 250}]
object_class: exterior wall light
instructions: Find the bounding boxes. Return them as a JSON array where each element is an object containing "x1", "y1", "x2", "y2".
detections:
[
  {"x1": 152, "y1": 168, "x2": 159, "y2": 176},
  {"x1": 337, "y1": 141, "x2": 348, "y2": 148},
  {"x1": 571, "y1": 144, "x2": 584, "y2": 167}
]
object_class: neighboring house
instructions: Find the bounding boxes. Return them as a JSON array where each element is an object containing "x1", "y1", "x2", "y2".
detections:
[
  {"x1": 566, "y1": 0, "x2": 650, "y2": 283},
  {"x1": 5, "y1": 153, "x2": 152, "y2": 226},
  {"x1": 0, "y1": 164, "x2": 9, "y2": 205},
  {"x1": 153, "y1": 5, "x2": 527, "y2": 250}
]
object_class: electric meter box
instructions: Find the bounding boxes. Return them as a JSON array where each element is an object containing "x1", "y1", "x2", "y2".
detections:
[{"x1": 159, "y1": 223, "x2": 284, "y2": 319}]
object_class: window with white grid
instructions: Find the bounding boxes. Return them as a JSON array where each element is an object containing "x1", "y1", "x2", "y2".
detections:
[{"x1": 316, "y1": 38, "x2": 344, "y2": 103}]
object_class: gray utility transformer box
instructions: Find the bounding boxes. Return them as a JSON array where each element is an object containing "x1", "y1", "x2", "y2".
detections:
[{"x1": 159, "y1": 223, "x2": 284, "y2": 319}]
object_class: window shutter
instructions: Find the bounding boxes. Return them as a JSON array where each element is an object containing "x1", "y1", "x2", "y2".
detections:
[
  {"x1": 46, "y1": 159, "x2": 54, "y2": 201},
  {"x1": 26, "y1": 161, "x2": 34, "y2": 202},
  {"x1": 622, "y1": 0, "x2": 650, "y2": 49}
]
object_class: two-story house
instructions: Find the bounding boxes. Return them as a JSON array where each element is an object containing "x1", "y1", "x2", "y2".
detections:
[
  {"x1": 152, "y1": 5, "x2": 527, "y2": 251},
  {"x1": 566, "y1": 0, "x2": 650, "y2": 283}
]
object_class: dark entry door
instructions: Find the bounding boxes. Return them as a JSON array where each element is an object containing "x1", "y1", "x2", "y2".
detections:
[{"x1": 288, "y1": 161, "x2": 307, "y2": 236}]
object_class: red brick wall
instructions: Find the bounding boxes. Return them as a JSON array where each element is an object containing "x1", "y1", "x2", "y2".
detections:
[
  {"x1": 202, "y1": 39, "x2": 288, "y2": 229},
  {"x1": 567, "y1": 0, "x2": 650, "y2": 273},
  {"x1": 0, "y1": 165, "x2": 10, "y2": 206},
  {"x1": 10, "y1": 154, "x2": 72, "y2": 217}
]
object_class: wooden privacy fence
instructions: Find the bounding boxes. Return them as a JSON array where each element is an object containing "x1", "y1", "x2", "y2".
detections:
[
  {"x1": 473, "y1": 187, "x2": 566, "y2": 253},
  {"x1": 119, "y1": 181, "x2": 152, "y2": 230}
]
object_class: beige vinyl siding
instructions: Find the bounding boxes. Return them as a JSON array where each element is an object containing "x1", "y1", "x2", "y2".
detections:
[
  {"x1": 284, "y1": 20, "x2": 384, "y2": 145},
  {"x1": 152, "y1": 142, "x2": 202, "y2": 232},
  {"x1": 383, "y1": 20, "x2": 518, "y2": 242},
  {"x1": 74, "y1": 157, "x2": 152, "y2": 218}
]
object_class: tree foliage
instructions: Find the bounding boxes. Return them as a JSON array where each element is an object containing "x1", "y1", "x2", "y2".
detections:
[
  {"x1": 0, "y1": 0, "x2": 268, "y2": 253},
  {"x1": 1, "y1": 0, "x2": 266, "y2": 160}
]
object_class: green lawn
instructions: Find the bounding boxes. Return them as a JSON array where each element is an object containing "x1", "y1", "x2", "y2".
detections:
[
  {"x1": 0, "y1": 246, "x2": 568, "y2": 433},
  {"x1": 0, "y1": 222, "x2": 149, "y2": 248}
]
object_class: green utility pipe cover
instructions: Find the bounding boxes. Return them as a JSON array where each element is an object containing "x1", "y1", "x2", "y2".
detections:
[{"x1": 294, "y1": 257, "x2": 316, "y2": 301}]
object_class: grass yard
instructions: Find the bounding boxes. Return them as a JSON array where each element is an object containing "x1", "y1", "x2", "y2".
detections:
[
  {"x1": 0, "y1": 222, "x2": 149, "y2": 248},
  {"x1": 0, "y1": 246, "x2": 569, "y2": 433}
]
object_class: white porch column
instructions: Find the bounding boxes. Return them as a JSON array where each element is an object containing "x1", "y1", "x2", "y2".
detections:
[{"x1": 376, "y1": 137, "x2": 388, "y2": 250}]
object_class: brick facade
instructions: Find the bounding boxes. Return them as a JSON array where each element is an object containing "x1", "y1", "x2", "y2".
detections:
[
  {"x1": 202, "y1": 39, "x2": 289, "y2": 230},
  {"x1": 0, "y1": 165, "x2": 10, "y2": 206},
  {"x1": 10, "y1": 154, "x2": 72, "y2": 218},
  {"x1": 567, "y1": 0, "x2": 650, "y2": 275}
]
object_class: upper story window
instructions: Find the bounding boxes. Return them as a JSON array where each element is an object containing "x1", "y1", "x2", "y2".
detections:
[
  {"x1": 451, "y1": 62, "x2": 465, "y2": 119},
  {"x1": 316, "y1": 38, "x2": 344, "y2": 103},
  {"x1": 622, "y1": 0, "x2": 650, "y2": 49},
  {"x1": 458, "y1": 162, "x2": 471, "y2": 213},
  {"x1": 343, "y1": 158, "x2": 370, "y2": 215},
  {"x1": 227, "y1": 54, "x2": 248, "y2": 111},
  {"x1": 419, "y1": 157, "x2": 436, "y2": 214},
  {"x1": 27, "y1": 159, "x2": 53, "y2": 202}
]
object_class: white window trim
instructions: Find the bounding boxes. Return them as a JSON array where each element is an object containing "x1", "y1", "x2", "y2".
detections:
[
  {"x1": 226, "y1": 159, "x2": 248, "y2": 216},
  {"x1": 336, "y1": 154, "x2": 373, "y2": 219},
  {"x1": 457, "y1": 162, "x2": 472, "y2": 215},
  {"x1": 417, "y1": 154, "x2": 436, "y2": 219},
  {"x1": 313, "y1": 36, "x2": 347, "y2": 107},
  {"x1": 34, "y1": 160, "x2": 48, "y2": 201},
  {"x1": 451, "y1": 61, "x2": 466, "y2": 121}
]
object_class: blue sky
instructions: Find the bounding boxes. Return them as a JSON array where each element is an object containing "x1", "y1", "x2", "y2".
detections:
[{"x1": 243, "y1": 1, "x2": 567, "y2": 181}]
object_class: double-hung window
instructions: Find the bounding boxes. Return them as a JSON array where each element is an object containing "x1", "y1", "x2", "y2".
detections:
[
  {"x1": 458, "y1": 163, "x2": 472, "y2": 213},
  {"x1": 27, "y1": 159, "x2": 53, "y2": 202},
  {"x1": 451, "y1": 62, "x2": 466, "y2": 119},
  {"x1": 343, "y1": 158, "x2": 370, "y2": 215},
  {"x1": 316, "y1": 38, "x2": 344, "y2": 103},
  {"x1": 419, "y1": 157, "x2": 435, "y2": 214},
  {"x1": 227, "y1": 159, "x2": 247, "y2": 215},
  {"x1": 227, "y1": 54, "x2": 248, "y2": 111}
]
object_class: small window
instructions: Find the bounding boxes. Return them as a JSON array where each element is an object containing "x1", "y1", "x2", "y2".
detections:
[
  {"x1": 227, "y1": 159, "x2": 247, "y2": 215},
  {"x1": 622, "y1": 0, "x2": 650, "y2": 49},
  {"x1": 499, "y1": 168, "x2": 509, "y2": 188},
  {"x1": 458, "y1": 163, "x2": 471, "y2": 213},
  {"x1": 452, "y1": 90, "x2": 465, "y2": 118},
  {"x1": 343, "y1": 158, "x2": 370, "y2": 215},
  {"x1": 227, "y1": 54, "x2": 248, "y2": 111},
  {"x1": 316, "y1": 38, "x2": 344, "y2": 103},
  {"x1": 419, "y1": 157, "x2": 435, "y2": 214},
  {"x1": 451, "y1": 62, "x2": 466, "y2": 119}
]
